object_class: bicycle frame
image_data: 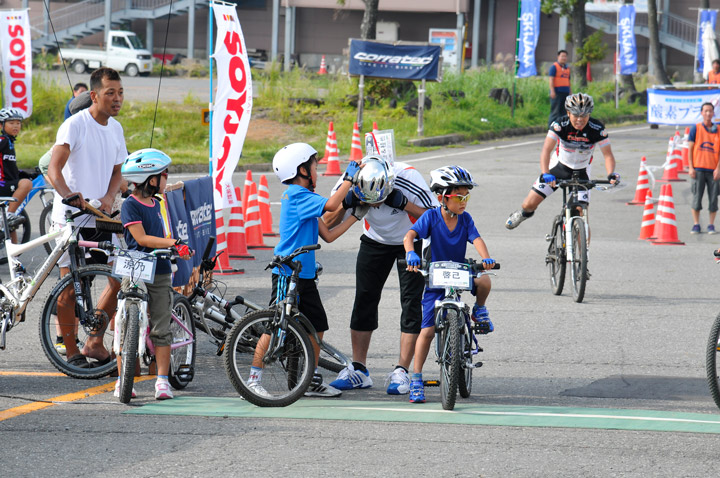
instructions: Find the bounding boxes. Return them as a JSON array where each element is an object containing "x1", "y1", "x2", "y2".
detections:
[
  {"x1": 559, "y1": 186, "x2": 590, "y2": 269},
  {"x1": 16, "y1": 174, "x2": 53, "y2": 214}
]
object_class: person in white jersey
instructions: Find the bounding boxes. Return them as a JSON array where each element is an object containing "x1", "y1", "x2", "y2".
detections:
[
  {"x1": 323, "y1": 155, "x2": 438, "y2": 395},
  {"x1": 48, "y1": 67, "x2": 127, "y2": 368}
]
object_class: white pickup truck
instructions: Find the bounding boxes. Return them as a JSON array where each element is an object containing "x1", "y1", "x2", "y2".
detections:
[{"x1": 60, "y1": 31, "x2": 153, "y2": 77}]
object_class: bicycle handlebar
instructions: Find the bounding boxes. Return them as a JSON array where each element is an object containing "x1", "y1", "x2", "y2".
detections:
[
  {"x1": 267, "y1": 244, "x2": 321, "y2": 271},
  {"x1": 398, "y1": 259, "x2": 501, "y2": 272}
]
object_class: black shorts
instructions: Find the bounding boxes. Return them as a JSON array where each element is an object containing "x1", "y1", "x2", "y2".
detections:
[
  {"x1": 0, "y1": 179, "x2": 19, "y2": 197},
  {"x1": 271, "y1": 274, "x2": 329, "y2": 333}
]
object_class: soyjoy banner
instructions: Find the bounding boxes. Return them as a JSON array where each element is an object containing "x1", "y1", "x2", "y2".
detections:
[
  {"x1": 0, "y1": 10, "x2": 31, "y2": 117},
  {"x1": 348, "y1": 39, "x2": 442, "y2": 81},
  {"x1": 647, "y1": 88, "x2": 720, "y2": 125},
  {"x1": 517, "y1": 0, "x2": 540, "y2": 78},
  {"x1": 211, "y1": 4, "x2": 252, "y2": 209},
  {"x1": 697, "y1": 10, "x2": 718, "y2": 73},
  {"x1": 618, "y1": 5, "x2": 637, "y2": 74}
]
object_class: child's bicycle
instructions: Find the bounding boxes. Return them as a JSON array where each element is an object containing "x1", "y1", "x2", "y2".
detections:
[
  {"x1": 223, "y1": 244, "x2": 328, "y2": 407},
  {"x1": 188, "y1": 237, "x2": 349, "y2": 373},
  {"x1": 401, "y1": 258, "x2": 500, "y2": 411},
  {"x1": 110, "y1": 246, "x2": 196, "y2": 403}
]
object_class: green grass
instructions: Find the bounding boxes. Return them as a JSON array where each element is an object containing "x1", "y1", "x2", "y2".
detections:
[{"x1": 15, "y1": 69, "x2": 646, "y2": 169}]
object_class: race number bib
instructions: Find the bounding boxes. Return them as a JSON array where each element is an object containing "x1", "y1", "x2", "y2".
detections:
[
  {"x1": 112, "y1": 249, "x2": 157, "y2": 283},
  {"x1": 429, "y1": 261, "x2": 472, "y2": 290}
]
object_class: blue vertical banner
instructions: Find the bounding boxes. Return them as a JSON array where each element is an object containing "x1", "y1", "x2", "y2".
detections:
[
  {"x1": 183, "y1": 176, "x2": 217, "y2": 269},
  {"x1": 165, "y1": 188, "x2": 193, "y2": 287},
  {"x1": 697, "y1": 10, "x2": 718, "y2": 73},
  {"x1": 618, "y1": 5, "x2": 637, "y2": 74},
  {"x1": 517, "y1": 0, "x2": 541, "y2": 78}
]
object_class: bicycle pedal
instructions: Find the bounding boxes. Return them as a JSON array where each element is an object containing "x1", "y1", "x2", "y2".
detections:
[
  {"x1": 545, "y1": 234, "x2": 552, "y2": 242},
  {"x1": 474, "y1": 362, "x2": 483, "y2": 368},
  {"x1": 423, "y1": 379, "x2": 440, "y2": 387},
  {"x1": 175, "y1": 364, "x2": 194, "y2": 382},
  {"x1": 216, "y1": 342, "x2": 225, "y2": 356}
]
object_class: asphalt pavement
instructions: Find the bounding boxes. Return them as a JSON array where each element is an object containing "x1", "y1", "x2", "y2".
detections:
[{"x1": 2, "y1": 124, "x2": 720, "y2": 476}]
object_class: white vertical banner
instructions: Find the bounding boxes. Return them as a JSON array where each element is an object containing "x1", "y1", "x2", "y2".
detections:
[
  {"x1": 211, "y1": 4, "x2": 252, "y2": 209},
  {"x1": 0, "y1": 10, "x2": 32, "y2": 117}
]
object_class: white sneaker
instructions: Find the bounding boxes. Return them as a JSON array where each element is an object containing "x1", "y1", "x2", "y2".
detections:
[
  {"x1": 506, "y1": 209, "x2": 529, "y2": 230},
  {"x1": 304, "y1": 374, "x2": 342, "y2": 398},
  {"x1": 329, "y1": 363, "x2": 373, "y2": 390},
  {"x1": 247, "y1": 380, "x2": 271, "y2": 398},
  {"x1": 385, "y1": 367, "x2": 410, "y2": 395},
  {"x1": 154, "y1": 380, "x2": 174, "y2": 400},
  {"x1": 114, "y1": 379, "x2": 137, "y2": 399}
]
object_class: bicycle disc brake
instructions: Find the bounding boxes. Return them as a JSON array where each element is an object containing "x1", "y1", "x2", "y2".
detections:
[{"x1": 82, "y1": 309, "x2": 110, "y2": 337}]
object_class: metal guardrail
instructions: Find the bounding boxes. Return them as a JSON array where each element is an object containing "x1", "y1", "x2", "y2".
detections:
[{"x1": 586, "y1": 11, "x2": 697, "y2": 54}]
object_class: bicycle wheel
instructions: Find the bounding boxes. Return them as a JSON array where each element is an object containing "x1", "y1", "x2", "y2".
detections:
[
  {"x1": 706, "y1": 313, "x2": 720, "y2": 410},
  {"x1": 0, "y1": 210, "x2": 30, "y2": 265},
  {"x1": 223, "y1": 308, "x2": 315, "y2": 407},
  {"x1": 38, "y1": 265, "x2": 118, "y2": 379},
  {"x1": 318, "y1": 341, "x2": 351, "y2": 373},
  {"x1": 439, "y1": 307, "x2": 461, "y2": 411},
  {"x1": 570, "y1": 219, "x2": 588, "y2": 303},
  {"x1": 39, "y1": 203, "x2": 53, "y2": 255},
  {"x1": 118, "y1": 303, "x2": 139, "y2": 403},
  {"x1": 547, "y1": 217, "x2": 566, "y2": 296},
  {"x1": 168, "y1": 294, "x2": 196, "y2": 390},
  {"x1": 458, "y1": 322, "x2": 473, "y2": 398}
]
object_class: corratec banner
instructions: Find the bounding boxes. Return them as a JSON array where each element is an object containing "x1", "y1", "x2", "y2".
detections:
[{"x1": 348, "y1": 39, "x2": 442, "y2": 81}]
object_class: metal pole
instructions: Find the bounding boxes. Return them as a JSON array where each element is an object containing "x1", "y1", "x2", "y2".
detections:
[
  {"x1": 417, "y1": 79, "x2": 426, "y2": 136},
  {"x1": 43, "y1": 0, "x2": 49, "y2": 36},
  {"x1": 104, "y1": 0, "x2": 111, "y2": 44},
  {"x1": 694, "y1": 9, "x2": 701, "y2": 83},
  {"x1": 284, "y1": 6, "x2": 291, "y2": 71},
  {"x1": 486, "y1": 0, "x2": 495, "y2": 65},
  {"x1": 512, "y1": 0, "x2": 520, "y2": 118},
  {"x1": 188, "y1": 0, "x2": 196, "y2": 59},
  {"x1": 357, "y1": 75, "x2": 365, "y2": 133},
  {"x1": 290, "y1": 7, "x2": 296, "y2": 59},
  {"x1": 271, "y1": 0, "x2": 279, "y2": 62},
  {"x1": 471, "y1": 0, "x2": 480, "y2": 68},
  {"x1": 209, "y1": 0, "x2": 215, "y2": 176},
  {"x1": 615, "y1": 7, "x2": 619, "y2": 109},
  {"x1": 456, "y1": 13, "x2": 464, "y2": 74}
]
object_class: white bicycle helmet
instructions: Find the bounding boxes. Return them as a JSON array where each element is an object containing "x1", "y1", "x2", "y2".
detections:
[
  {"x1": 121, "y1": 148, "x2": 172, "y2": 184},
  {"x1": 352, "y1": 155, "x2": 395, "y2": 204},
  {"x1": 565, "y1": 93, "x2": 594, "y2": 116},
  {"x1": 273, "y1": 143, "x2": 318, "y2": 183},
  {"x1": 0, "y1": 108, "x2": 23, "y2": 123},
  {"x1": 429, "y1": 165, "x2": 477, "y2": 194}
]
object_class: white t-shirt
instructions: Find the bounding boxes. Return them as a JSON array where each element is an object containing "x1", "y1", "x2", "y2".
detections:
[
  {"x1": 51, "y1": 109, "x2": 127, "y2": 226},
  {"x1": 332, "y1": 162, "x2": 438, "y2": 245}
]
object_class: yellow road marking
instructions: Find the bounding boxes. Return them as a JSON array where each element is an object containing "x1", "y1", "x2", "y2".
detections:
[
  {"x1": 0, "y1": 375, "x2": 156, "y2": 422},
  {"x1": 0, "y1": 371, "x2": 66, "y2": 377}
]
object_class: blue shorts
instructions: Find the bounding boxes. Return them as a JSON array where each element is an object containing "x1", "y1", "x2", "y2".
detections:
[{"x1": 421, "y1": 283, "x2": 477, "y2": 329}]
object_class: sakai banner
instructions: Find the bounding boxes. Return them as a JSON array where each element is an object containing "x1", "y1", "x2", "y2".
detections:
[
  {"x1": 697, "y1": 10, "x2": 718, "y2": 73},
  {"x1": 211, "y1": 4, "x2": 252, "y2": 209},
  {"x1": 348, "y1": 39, "x2": 442, "y2": 81},
  {"x1": 517, "y1": 0, "x2": 540, "y2": 78},
  {"x1": 647, "y1": 88, "x2": 720, "y2": 125},
  {"x1": 0, "y1": 9, "x2": 32, "y2": 117},
  {"x1": 618, "y1": 5, "x2": 637, "y2": 75}
]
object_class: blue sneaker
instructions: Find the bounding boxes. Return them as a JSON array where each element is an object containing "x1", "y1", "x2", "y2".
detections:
[
  {"x1": 691, "y1": 224, "x2": 701, "y2": 234},
  {"x1": 329, "y1": 363, "x2": 373, "y2": 390},
  {"x1": 472, "y1": 305, "x2": 494, "y2": 334},
  {"x1": 385, "y1": 367, "x2": 410, "y2": 395},
  {"x1": 409, "y1": 380, "x2": 425, "y2": 403}
]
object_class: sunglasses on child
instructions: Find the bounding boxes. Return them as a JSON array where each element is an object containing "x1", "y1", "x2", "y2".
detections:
[{"x1": 444, "y1": 193, "x2": 470, "y2": 203}]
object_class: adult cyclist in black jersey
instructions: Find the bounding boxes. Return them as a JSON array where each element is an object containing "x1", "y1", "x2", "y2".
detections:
[{"x1": 505, "y1": 93, "x2": 620, "y2": 229}]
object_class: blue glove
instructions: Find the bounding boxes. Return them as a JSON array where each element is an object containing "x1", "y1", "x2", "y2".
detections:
[
  {"x1": 607, "y1": 172, "x2": 620, "y2": 183},
  {"x1": 343, "y1": 161, "x2": 360, "y2": 182},
  {"x1": 540, "y1": 173, "x2": 556, "y2": 184},
  {"x1": 406, "y1": 251, "x2": 421, "y2": 268},
  {"x1": 384, "y1": 189, "x2": 408, "y2": 210},
  {"x1": 342, "y1": 190, "x2": 361, "y2": 209},
  {"x1": 482, "y1": 258, "x2": 496, "y2": 269}
]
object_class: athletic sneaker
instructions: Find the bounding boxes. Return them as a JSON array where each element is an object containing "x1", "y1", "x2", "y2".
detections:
[
  {"x1": 329, "y1": 363, "x2": 373, "y2": 390},
  {"x1": 409, "y1": 380, "x2": 425, "y2": 403},
  {"x1": 385, "y1": 367, "x2": 410, "y2": 395},
  {"x1": 709, "y1": 225, "x2": 718, "y2": 235},
  {"x1": 304, "y1": 374, "x2": 342, "y2": 398},
  {"x1": 472, "y1": 304, "x2": 494, "y2": 334},
  {"x1": 691, "y1": 224, "x2": 701, "y2": 234},
  {"x1": 55, "y1": 340, "x2": 66, "y2": 355},
  {"x1": 506, "y1": 209, "x2": 529, "y2": 230},
  {"x1": 113, "y1": 379, "x2": 137, "y2": 399},
  {"x1": 247, "y1": 380, "x2": 271, "y2": 398},
  {"x1": 154, "y1": 380, "x2": 174, "y2": 400}
]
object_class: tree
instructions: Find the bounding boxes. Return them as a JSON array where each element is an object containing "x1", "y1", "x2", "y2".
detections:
[
  {"x1": 338, "y1": 0, "x2": 379, "y2": 40},
  {"x1": 541, "y1": 0, "x2": 591, "y2": 86},
  {"x1": 647, "y1": 0, "x2": 672, "y2": 84}
]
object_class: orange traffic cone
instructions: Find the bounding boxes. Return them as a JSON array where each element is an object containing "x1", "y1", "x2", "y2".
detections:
[
  {"x1": 671, "y1": 131, "x2": 686, "y2": 174},
  {"x1": 323, "y1": 128, "x2": 342, "y2": 176},
  {"x1": 213, "y1": 210, "x2": 244, "y2": 275},
  {"x1": 245, "y1": 182, "x2": 272, "y2": 249},
  {"x1": 258, "y1": 175, "x2": 277, "y2": 236},
  {"x1": 242, "y1": 170, "x2": 253, "y2": 217},
  {"x1": 627, "y1": 156, "x2": 650, "y2": 205},
  {"x1": 586, "y1": 62, "x2": 593, "y2": 82},
  {"x1": 318, "y1": 55, "x2": 327, "y2": 75},
  {"x1": 647, "y1": 184, "x2": 665, "y2": 242},
  {"x1": 349, "y1": 122, "x2": 363, "y2": 161},
  {"x1": 652, "y1": 183, "x2": 685, "y2": 245},
  {"x1": 320, "y1": 122, "x2": 336, "y2": 165},
  {"x1": 638, "y1": 192, "x2": 655, "y2": 240},
  {"x1": 227, "y1": 187, "x2": 254, "y2": 260},
  {"x1": 681, "y1": 127, "x2": 690, "y2": 171},
  {"x1": 372, "y1": 121, "x2": 379, "y2": 136},
  {"x1": 658, "y1": 137, "x2": 685, "y2": 182}
]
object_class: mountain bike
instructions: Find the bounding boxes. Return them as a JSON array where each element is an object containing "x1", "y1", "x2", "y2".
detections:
[
  {"x1": 544, "y1": 171, "x2": 614, "y2": 303},
  {"x1": 401, "y1": 258, "x2": 499, "y2": 410},
  {"x1": 189, "y1": 237, "x2": 349, "y2": 372},
  {"x1": 111, "y1": 247, "x2": 196, "y2": 403},
  {"x1": 223, "y1": 244, "x2": 328, "y2": 407}
]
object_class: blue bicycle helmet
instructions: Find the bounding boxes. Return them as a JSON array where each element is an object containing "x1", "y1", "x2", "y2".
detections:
[{"x1": 121, "y1": 148, "x2": 172, "y2": 184}]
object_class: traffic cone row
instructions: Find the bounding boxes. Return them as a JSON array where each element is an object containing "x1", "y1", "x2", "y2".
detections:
[
  {"x1": 646, "y1": 184, "x2": 684, "y2": 246},
  {"x1": 320, "y1": 122, "x2": 337, "y2": 165},
  {"x1": 671, "y1": 130, "x2": 687, "y2": 174},
  {"x1": 245, "y1": 182, "x2": 273, "y2": 249},
  {"x1": 258, "y1": 175, "x2": 277, "y2": 236},
  {"x1": 349, "y1": 122, "x2": 363, "y2": 161},
  {"x1": 227, "y1": 187, "x2": 254, "y2": 260},
  {"x1": 681, "y1": 127, "x2": 690, "y2": 171},
  {"x1": 626, "y1": 156, "x2": 650, "y2": 205},
  {"x1": 213, "y1": 210, "x2": 245, "y2": 275},
  {"x1": 637, "y1": 192, "x2": 655, "y2": 240},
  {"x1": 659, "y1": 136, "x2": 686, "y2": 183}
]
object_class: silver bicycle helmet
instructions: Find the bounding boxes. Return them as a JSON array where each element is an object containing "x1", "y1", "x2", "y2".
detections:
[
  {"x1": 564, "y1": 93, "x2": 594, "y2": 116},
  {"x1": 121, "y1": 148, "x2": 172, "y2": 184},
  {"x1": 272, "y1": 143, "x2": 318, "y2": 183},
  {"x1": 352, "y1": 155, "x2": 395, "y2": 204},
  {"x1": 429, "y1": 165, "x2": 477, "y2": 194},
  {"x1": 0, "y1": 108, "x2": 23, "y2": 123}
]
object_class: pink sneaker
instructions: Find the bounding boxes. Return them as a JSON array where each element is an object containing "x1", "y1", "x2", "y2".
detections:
[
  {"x1": 155, "y1": 380, "x2": 174, "y2": 400},
  {"x1": 114, "y1": 379, "x2": 137, "y2": 399}
]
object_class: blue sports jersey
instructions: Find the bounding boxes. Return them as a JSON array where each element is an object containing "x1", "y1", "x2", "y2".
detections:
[
  {"x1": 411, "y1": 207, "x2": 481, "y2": 289},
  {"x1": 121, "y1": 195, "x2": 171, "y2": 275},
  {"x1": 273, "y1": 184, "x2": 328, "y2": 279}
]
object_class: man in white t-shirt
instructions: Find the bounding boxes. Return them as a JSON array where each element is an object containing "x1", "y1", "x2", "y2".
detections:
[
  {"x1": 48, "y1": 67, "x2": 127, "y2": 369},
  {"x1": 323, "y1": 158, "x2": 438, "y2": 395}
]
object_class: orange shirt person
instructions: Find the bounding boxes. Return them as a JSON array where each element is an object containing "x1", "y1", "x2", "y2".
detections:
[{"x1": 709, "y1": 60, "x2": 720, "y2": 85}]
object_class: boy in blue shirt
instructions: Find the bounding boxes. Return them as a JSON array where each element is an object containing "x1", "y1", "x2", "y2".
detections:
[
  {"x1": 247, "y1": 142, "x2": 364, "y2": 398},
  {"x1": 403, "y1": 166, "x2": 496, "y2": 403}
]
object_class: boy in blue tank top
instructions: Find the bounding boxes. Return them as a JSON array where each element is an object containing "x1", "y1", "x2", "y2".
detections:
[{"x1": 403, "y1": 166, "x2": 496, "y2": 403}]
